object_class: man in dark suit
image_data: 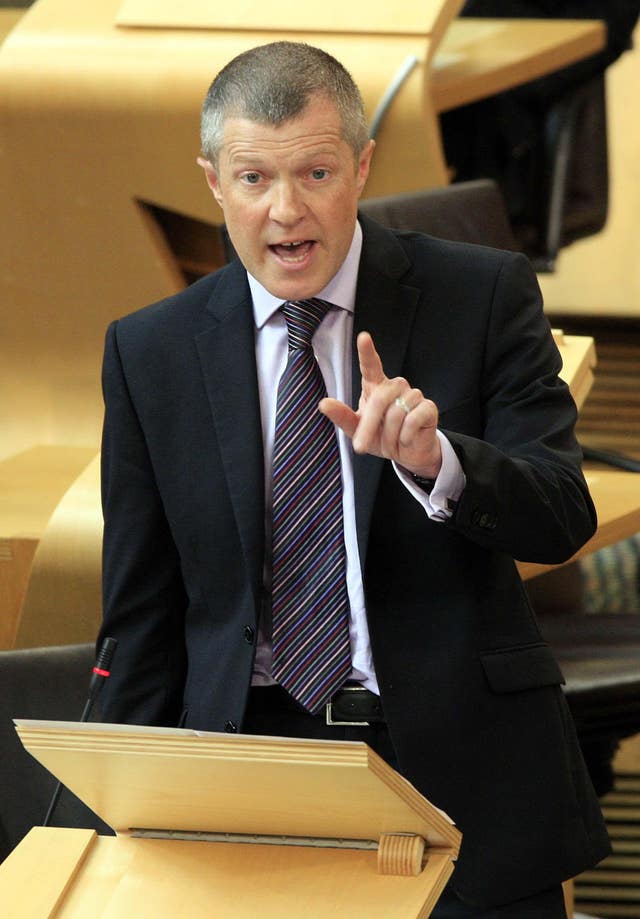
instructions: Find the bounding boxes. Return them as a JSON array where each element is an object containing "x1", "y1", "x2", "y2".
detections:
[{"x1": 98, "y1": 41, "x2": 609, "y2": 916}]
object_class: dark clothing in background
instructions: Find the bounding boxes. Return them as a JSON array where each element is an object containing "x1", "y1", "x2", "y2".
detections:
[{"x1": 442, "y1": 2, "x2": 640, "y2": 240}]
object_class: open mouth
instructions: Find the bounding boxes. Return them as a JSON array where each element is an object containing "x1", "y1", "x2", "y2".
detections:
[{"x1": 270, "y1": 240, "x2": 315, "y2": 263}]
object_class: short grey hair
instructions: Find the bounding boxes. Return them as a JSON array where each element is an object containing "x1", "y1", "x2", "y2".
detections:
[{"x1": 200, "y1": 41, "x2": 369, "y2": 165}]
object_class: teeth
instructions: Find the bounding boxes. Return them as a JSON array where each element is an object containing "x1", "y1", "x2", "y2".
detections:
[
  {"x1": 280, "y1": 248, "x2": 308, "y2": 263},
  {"x1": 271, "y1": 240, "x2": 311, "y2": 263}
]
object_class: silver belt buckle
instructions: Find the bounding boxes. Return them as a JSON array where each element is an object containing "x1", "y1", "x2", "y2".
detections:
[{"x1": 326, "y1": 686, "x2": 370, "y2": 726}]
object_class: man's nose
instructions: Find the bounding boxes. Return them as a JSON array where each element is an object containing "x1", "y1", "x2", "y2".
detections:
[{"x1": 269, "y1": 180, "x2": 306, "y2": 225}]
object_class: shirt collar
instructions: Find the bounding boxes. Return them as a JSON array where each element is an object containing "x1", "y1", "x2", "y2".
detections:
[{"x1": 248, "y1": 220, "x2": 363, "y2": 329}]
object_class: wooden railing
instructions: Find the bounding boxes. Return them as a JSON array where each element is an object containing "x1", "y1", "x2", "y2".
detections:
[{"x1": 556, "y1": 316, "x2": 640, "y2": 461}]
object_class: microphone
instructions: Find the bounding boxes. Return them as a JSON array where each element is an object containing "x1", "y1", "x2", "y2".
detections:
[
  {"x1": 83, "y1": 636, "x2": 118, "y2": 718},
  {"x1": 42, "y1": 637, "x2": 118, "y2": 827}
]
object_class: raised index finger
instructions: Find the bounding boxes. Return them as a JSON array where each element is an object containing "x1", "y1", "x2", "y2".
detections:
[{"x1": 357, "y1": 331, "x2": 386, "y2": 386}]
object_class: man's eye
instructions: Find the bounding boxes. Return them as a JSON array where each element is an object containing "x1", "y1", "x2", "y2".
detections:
[
  {"x1": 242, "y1": 172, "x2": 261, "y2": 184},
  {"x1": 310, "y1": 168, "x2": 329, "y2": 180}
]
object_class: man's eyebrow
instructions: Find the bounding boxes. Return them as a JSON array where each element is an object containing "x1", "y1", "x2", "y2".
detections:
[{"x1": 226, "y1": 153, "x2": 267, "y2": 168}]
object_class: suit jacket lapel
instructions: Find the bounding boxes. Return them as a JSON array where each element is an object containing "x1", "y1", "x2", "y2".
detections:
[
  {"x1": 195, "y1": 262, "x2": 265, "y2": 604},
  {"x1": 352, "y1": 215, "x2": 422, "y2": 568}
]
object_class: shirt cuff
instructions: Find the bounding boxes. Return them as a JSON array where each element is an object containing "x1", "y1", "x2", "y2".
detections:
[{"x1": 394, "y1": 430, "x2": 466, "y2": 522}]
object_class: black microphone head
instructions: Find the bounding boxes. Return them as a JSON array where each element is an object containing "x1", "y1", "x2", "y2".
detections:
[{"x1": 95, "y1": 637, "x2": 118, "y2": 673}]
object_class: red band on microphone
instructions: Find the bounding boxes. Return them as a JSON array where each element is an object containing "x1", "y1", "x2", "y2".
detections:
[{"x1": 93, "y1": 667, "x2": 110, "y2": 678}]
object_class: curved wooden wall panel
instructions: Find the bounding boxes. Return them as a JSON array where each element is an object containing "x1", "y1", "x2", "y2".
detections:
[
  {"x1": 0, "y1": 446, "x2": 98, "y2": 648},
  {"x1": 15, "y1": 453, "x2": 102, "y2": 649}
]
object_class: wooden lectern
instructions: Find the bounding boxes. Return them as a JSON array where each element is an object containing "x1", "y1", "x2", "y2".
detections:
[{"x1": 1, "y1": 721, "x2": 461, "y2": 917}]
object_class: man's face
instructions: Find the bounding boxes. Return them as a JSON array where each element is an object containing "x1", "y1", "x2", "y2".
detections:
[{"x1": 202, "y1": 95, "x2": 375, "y2": 301}]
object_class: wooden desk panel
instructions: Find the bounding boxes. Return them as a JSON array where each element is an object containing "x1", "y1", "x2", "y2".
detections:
[
  {"x1": 432, "y1": 18, "x2": 606, "y2": 112},
  {"x1": 0, "y1": 9, "x2": 23, "y2": 45}
]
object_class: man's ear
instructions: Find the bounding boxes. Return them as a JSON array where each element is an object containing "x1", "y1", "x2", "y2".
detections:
[
  {"x1": 197, "y1": 156, "x2": 224, "y2": 208},
  {"x1": 356, "y1": 139, "x2": 375, "y2": 197}
]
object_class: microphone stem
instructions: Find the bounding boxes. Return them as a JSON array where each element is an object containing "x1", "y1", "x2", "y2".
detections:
[
  {"x1": 41, "y1": 638, "x2": 117, "y2": 828},
  {"x1": 41, "y1": 695, "x2": 97, "y2": 827}
]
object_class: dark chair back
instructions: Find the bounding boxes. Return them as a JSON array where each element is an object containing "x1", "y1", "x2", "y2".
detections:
[
  {"x1": 0, "y1": 643, "x2": 113, "y2": 863},
  {"x1": 359, "y1": 178, "x2": 519, "y2": 251}
]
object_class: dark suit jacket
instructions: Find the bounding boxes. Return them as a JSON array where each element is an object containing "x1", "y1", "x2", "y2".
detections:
[{"x1": 99, "y1": 214, "x2": 609, "y2": 907}]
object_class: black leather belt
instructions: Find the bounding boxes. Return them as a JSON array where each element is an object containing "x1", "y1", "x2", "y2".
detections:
[{"x1": 326, "y1": 685, "x2": 384, "y2": 726}]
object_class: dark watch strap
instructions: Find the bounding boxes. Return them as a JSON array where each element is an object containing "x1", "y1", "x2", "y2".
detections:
[{"x1": 409, "y1": 473, "x2": 436, "y2": 494}]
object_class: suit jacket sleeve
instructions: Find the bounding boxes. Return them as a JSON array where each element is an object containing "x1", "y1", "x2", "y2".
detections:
[{"x1": 437, "y1": 250, "x2": 596, "y2": 563}]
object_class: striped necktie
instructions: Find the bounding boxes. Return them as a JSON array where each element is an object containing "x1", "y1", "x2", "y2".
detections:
[{"x1": 270, "y1": 298, "x2": 352, "y2": 714}]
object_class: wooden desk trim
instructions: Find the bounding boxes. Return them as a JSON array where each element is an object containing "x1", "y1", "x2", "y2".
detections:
[{"x1": 432, "y1": 18, "x2": 606, "y2": 113}]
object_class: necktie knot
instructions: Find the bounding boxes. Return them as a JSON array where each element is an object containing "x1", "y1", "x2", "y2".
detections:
[{"x1": 281, "y1": 298, "x2": 331, "y2": 351}]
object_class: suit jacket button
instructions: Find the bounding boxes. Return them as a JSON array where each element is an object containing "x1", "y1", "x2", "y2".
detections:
[
  {"x1": 472, "y1": 509, "x2": 496, "y2": 529},
  {"x1": 244, "y1": 625, "x2": 255, "y2": 644},
  {"x1": 224, "y1": 720, "x2": 238, "y2": 733}
]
